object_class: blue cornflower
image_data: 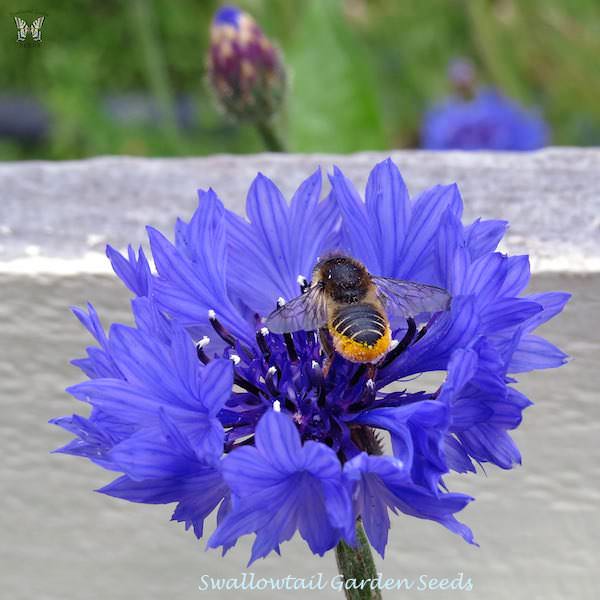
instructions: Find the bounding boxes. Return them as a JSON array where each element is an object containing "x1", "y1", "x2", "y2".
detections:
[
  {"x1": 422, "y1": 88, "x2": 549, "y2": 151},
  {"x1": 53, "y1": 159, "x2": 568, "y2": 562}
]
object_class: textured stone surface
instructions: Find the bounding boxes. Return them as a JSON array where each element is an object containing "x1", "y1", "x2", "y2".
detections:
[
  {"x1": 1, "y1": 148, "x2": 599, "y2": 271},
  {"x1": 0, "y1": 272, "x2": 597, "y2": 600}
]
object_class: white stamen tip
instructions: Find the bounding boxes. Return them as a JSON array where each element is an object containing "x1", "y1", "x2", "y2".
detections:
[
  {"x1": 366, "y1": 378, "x2": 375, "y2": 390},
  {"x1": 273, "y1": 400, "x2": 281, "y2": 412},
  {"x1": 208, "y1": 309, "x2": 216, "y2": 320},
  {"x1": 260, "y1": 326, "x2": 270, "y2": 336},
  {"x1": 267, "y1": 366, "x2": 278, "y2": 376},
  {"x1": 311, "y1": 360, "x2": 320, "y2": 370},
  {"x1": 230, "y1": 354, "x2": 241, "y2": 365},
  {"x1": 196, "y1": 336, "x2": 210, "y2": 349},
  {"x1": 389, "y1": 339, "x2": 400, "y2": 350},
  {"x1": 297, "y1": 274, "x2": 308, "y2": 286},
  {"x1": 277, "y1": 296, "x2": 286, "y2": 307}
]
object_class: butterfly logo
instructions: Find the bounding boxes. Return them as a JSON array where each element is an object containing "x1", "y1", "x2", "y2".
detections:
[{"x1": 14, "y1": 16, "x2": 45, "y2": 42}]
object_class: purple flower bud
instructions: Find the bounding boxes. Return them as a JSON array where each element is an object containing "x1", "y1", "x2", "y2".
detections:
[{"x1": 206, "y1": 6, "x2": 286, "y2": 122}]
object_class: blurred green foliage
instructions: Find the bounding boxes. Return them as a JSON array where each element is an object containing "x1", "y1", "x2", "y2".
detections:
[{"x1": 1, "y1": 0, "x2": 599, "y2": 160}]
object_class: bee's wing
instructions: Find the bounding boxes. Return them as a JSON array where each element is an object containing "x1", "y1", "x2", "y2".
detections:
[
  {"x1": 264, "y1": 285, "x2": 328, "y2": 333},
  {"x1": 372, "y1": 276, "x2": 451, "y2": 319}
]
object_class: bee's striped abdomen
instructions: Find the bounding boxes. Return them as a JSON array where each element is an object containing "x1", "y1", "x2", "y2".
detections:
[{"x1": 329, "y1": 303, "x2": 391, "y2": 363}]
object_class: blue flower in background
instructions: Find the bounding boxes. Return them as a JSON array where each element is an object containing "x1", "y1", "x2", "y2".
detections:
[
  {"x1": 422, "y1": 88, "x2": 549, "y2": 151},
  {"x1": 53, "y1": 159, "x2": 569, "y2": 562}
]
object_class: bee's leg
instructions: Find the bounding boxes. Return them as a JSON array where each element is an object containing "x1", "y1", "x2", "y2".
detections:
[
  {"x1": 319, "y1": 327, "x2": 335, "y2": 376},
  {"x1": 378, "y1": 317, "x2": 417, "y2": 370}
]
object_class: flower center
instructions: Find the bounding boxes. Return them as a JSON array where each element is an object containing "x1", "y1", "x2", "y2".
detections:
[{"x1": 196, "y1": 285, "x2": 428, "y2": 461}]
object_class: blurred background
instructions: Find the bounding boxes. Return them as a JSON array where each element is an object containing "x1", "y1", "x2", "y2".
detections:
[{"x1": 2, "y1": 0, "x2": 600, "y2": 161}]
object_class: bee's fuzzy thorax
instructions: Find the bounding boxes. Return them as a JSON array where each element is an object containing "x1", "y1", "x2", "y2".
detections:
[{"x1": 314, "y1": 254, "x2": 371, "y2": 304}]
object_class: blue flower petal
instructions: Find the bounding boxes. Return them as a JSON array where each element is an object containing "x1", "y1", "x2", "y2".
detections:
[
  {"x1": 148, "y1": 196, "x2": 253, "y2": 344},
  {"x1": 100, "y1": 469, "x2": 227, "y2": 539},
  {"x1": 522, "y1": 291, "x2": 571, "y2": 333},
  {"x1": 479, "y1": 298, "x2": 542, "y2": 333},
  {"x1": 351, "y1": 401, "x2": 449, "y2": 491},
  {"x1": 254, "y1": 407, "x2": 303, "y2": 471},
  {"x1": 459, "y1": 424, "x2": 521, "y2": 469},
  {"x1": 209, "y1": 410, "x2": 352, "y2": 562},
  {"x1": 364, "y1": 158, "x2": 411, "y2": 277},
  {"x1": 344, "y1": 453, "x2": 475, "y2": 556},
  {"x1": 509, "y1": 334, "x2": 569, "y2": 372},
  {"x1": 462, "y1": 253, "x2": 508, "y2": 306},
  {"x1": 106, "y1": 244, "x2": 151, "y2": 297},
  {"x1": 246, "y1": 173, "x2": 295, "y2": 289},
  {"x1": 330, "y1": 166, "x2": 381, "y2": 272},
  {"x1": 499, "y1": 255, "x2": 530, "y2": 297},
  {"x1": 464, "y1": 219, "x2": 508, "y2": 259},
  {"x1": 224, "y1": 170, "x2": 337, "y2": 315},
  {"x1": 397, "y1": 183, "x2": 463, "y2": 281}
]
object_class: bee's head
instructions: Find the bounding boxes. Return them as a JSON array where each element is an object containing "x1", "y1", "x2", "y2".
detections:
[{"x1": 314, "y1": 254, "x2": 370, "y2": 302}]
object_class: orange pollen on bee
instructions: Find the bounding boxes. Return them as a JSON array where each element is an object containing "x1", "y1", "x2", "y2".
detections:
[{"x1": 331, "y1": 325, "x2": 392, "y2": 364}]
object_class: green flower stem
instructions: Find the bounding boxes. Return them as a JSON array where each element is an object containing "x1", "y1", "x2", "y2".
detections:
[
  {"x1": 335, "y1": 519, "x2": 382, "y2": 600},
  {"x1": 255, "y1": 120, "x2": 287, "y2": 152}
]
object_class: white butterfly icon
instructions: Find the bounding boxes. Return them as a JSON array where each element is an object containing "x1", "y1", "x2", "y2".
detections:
[{"x1": 14, "y1": 16, "x2": 45, "y2": 42}]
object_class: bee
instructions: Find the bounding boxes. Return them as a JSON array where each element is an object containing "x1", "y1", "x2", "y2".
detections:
[{"x1": 265, "y1": 255, "x2": 451, "y2": 364}]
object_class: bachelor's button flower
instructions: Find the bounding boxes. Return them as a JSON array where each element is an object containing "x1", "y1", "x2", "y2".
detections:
[
  {"x1": 206, "y1": 5, "x2": 286, "y2": 122},
  {"x1": 105, "y1": 244, "x2": 151, "y2": 298},
  {"x1": 53, "y1": 158, "x2": 568, "y2": 562},
  {"x1": 422, "y1": 88, "x2": 549, "y2": 150}
]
